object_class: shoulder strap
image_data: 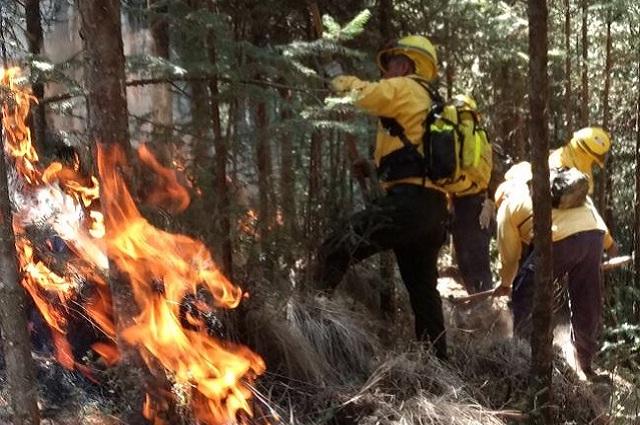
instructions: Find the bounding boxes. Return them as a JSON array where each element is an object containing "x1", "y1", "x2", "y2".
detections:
[
  {"x1": 379, "y1": 117, "x2": 413, "y2": 148},
  {"x1": 379, "y1": 78, "x2": 442, "y2": 147},
  {"x1": 410, "y1": 77, "x2": 444, "y2": 105}
]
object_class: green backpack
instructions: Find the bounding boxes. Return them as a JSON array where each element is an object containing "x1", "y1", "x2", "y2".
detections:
[
  {"x1": 379, "y1": 81, "x2": 493, "y2": 195},
  {"x1": 421, "y1": 90, "x2": 493, "y2": 195}
]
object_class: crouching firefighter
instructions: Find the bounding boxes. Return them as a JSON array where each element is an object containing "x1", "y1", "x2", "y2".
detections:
[
  {"x1": 492, "y1": 162, "x2": 615, "y2": 378},
  {"x1": 313, "y1": 35, "x2": 449, "y2": 359}
]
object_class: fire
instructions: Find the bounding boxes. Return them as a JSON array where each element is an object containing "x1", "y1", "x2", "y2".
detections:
[
  {"x1": 137, "y1": 143, "x2": 191, "y2": 213},
  {"x1": 2, "y1": 67, "x2": 101, "y2": 369},
  {"x1": 238, "y1": 209, "x2": 259, "y2": 237},
  {"x1": 0, "y1": 67, "x2": 40, "y2": 184},
  {"x1": 97, "y1": 143, "x2": 265, "y2": 422},
  {"x1": 1, "y1": 67, "x2": 266, "y2": 423}
]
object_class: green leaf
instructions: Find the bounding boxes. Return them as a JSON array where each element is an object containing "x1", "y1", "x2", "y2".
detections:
[
  {"x1": 322, "y1": 15, "x2": 341, "y2": 39},
  {"x1": 340, "y1": 9, "x2": 372, "y2": 41}
]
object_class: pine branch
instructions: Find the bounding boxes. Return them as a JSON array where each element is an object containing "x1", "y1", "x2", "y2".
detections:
[
  {"x1": 340, "y1": 10, "x2": 372, "y2": 41},
  {"x1": 41, "y1": 74, "x2": 329, "y2": 105}
]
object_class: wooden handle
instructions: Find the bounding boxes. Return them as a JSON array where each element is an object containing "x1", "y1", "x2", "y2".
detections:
[
  {"x1": 448, "y1": 289, "x2": 496, "y2": 305},
  {"x1": 448, "y1": 253, "x2": 634, "y2": 306},
  {"x1": 601, "y1": 255, "x2": 633, "y2": 271}
]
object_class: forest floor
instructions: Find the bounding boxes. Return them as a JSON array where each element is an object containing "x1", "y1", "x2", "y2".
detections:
[{"x1": 0, "y1": 274, "x2": 638, "y2": 424}]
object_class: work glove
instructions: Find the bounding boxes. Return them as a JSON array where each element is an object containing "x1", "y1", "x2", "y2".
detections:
[
  {"x1": 478, "y1": 197, "x2": 495, "y2": 230},
  {"x1": 323, "y1": 61, "x2": 344, "y2": 79},
  {"x1": 330, "y1": 75, "x2": 359, "y2": 94},
  {"x1": 351, "y1": 158, "x2": 374, "y2": 179}
]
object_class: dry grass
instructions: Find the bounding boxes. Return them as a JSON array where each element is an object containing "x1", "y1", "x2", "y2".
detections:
[
  {"x1": 2, "y1": 282, "x2": 635, "y2": 424},
  {"x1": 246, "y1": 290, "x2": 634, "y2": 425}
]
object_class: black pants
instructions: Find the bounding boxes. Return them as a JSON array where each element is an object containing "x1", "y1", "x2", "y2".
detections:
[
  {"x1": 451, "y1": 192, "x2": 493, "y2": 293},
  {"x1": 512, "y1": 230, "x2": 604, "y2": 370},
  {"x1": 315, "y1": 184, "x2": 449, "y2": 358}
]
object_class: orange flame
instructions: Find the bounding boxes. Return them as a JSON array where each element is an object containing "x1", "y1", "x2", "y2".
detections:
[
  {"x1": 137, "y1": 144, "x2": 191, "y2": 213},
  {"x1": 97, "y1": 144, "x2": 265, "y2": 422},
  {"x1": 1, "y1": 67, "x2": 40, "y2": 184},
  {"x1": 1, "y1": 67, "x2": 266, "y2": 423},
  {"x1": 2, "y1": 67, "x2": 116, "y2": 371}
]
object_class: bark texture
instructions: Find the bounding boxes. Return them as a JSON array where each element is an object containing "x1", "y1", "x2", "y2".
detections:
[
  {"x1": 563, "y1": 0, "x2": 573, "y2": 135},
  {"x1": 0, "y1": 128, "x2": 40, "y2": 425},
  {"x1": 580, "y1": 0, "x2": 589, "y2": 126},
  {"x1": 527, "y1": 0, "x2": 555, "y2": 421},
  {"x1": 26, "y1": 0, "x2": 46, "y2": 151}
]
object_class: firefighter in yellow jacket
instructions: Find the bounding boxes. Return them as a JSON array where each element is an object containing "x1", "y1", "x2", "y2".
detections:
[
  {"x1": 493, "y1": 162, "x2": 614, "y2": 377},
  {"x1": 549, "y1": 127, "x2": 611, "y2": 194},
  {"x1": 449, "y1": 95, "x2": 495, "y2": 294},
  {"x1": 548, "y1": 126, "x2": 618, "y2": 255},
  {"x1": 315, "y1": 35, "x2": 449, "y2": 359}
]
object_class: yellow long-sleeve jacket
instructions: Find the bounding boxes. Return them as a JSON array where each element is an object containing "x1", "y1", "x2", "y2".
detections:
[
  {"x1": 496, "y1": 182, "x2": 612, "y2": 288},
  {"x1": 332, "y1": 74, "x2": 443, "y2": 192}
]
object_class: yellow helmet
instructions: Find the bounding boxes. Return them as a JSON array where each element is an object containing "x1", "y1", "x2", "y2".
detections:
[
  {"x1": 377, "y1": 35, "x2": 438, "y2": 81},
  {"x1": 568, "y1": 127, "x2": 611, "y2": 168},
  {"x1": 452, "y1": 94, "x2": 477, "y2": 111}
]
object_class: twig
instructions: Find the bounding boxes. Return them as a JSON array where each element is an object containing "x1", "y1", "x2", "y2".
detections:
[
  {"x1": 449, "y1": 254, "x2": 634, "y2": 305},
  {"x1": 448, "y1": 288, "x2": 496, "y2": 305},
  {"x1": 42, "y1": 74, "x2": 329, "y2": 104},
  {"x1": 488, "y1": 409, "x2": 529, "y2": 422}
]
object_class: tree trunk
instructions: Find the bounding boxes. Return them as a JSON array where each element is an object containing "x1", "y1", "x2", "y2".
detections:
[
  {"x1": 515, "y1": 110, "x2": 527, "y2": 161},
  {"x1": 77, "y1": 0, "x2": 130, "y2": 149},
  {"x1": 207, "y1": 35, "x2": 234, "y2": 280},
  {"x1": 0, "y1": 3, "x2": 9, "y2": 67},
  {"x1": 634, "y1": 46, "x2": 640, "y2": 312},
  {"x1": 255, "y1": 100, "x2": 275, "y2": 268},
  {"x1": 599, "y1": 13, "x2": 614, "y2": 232},
  {"x1": 76, "y1": 0, "x2": 137, "y2": 332},
  {"x1": 306, "y1": 130, "x2": 323, "y2": 245},
  {"x1": 304, "y1": 1, "x2": 324, "y2": 256},
  {"x1": 148, "y1": 0, "x2": 173, "y2": 163},
  {"x1": 563, "y1": 0, "x2": 573, "y2": 135},
  {"x1": 377, "y1": 0, "x2": 396, "y2": 323},
  {"x1": 278, "y1": 88, "x2": 298, "y2": 267},
  {"x1": 25, "y1": 0, "x2": 46, "y2": 152},
  {"x1": 0, "y1": 130, "x2": 39, "y2": 425},
  {"x1": 527, "y1": 0, "x2": 554, "y2": 421},
  {"x1": 378, "y1": 0, "x2": 393, "y2": 42},
  {"x1": 444, "y1": 19, "x2": 454, "y2": 99},
  {"x1": 498, "y1": 63, "x2": 515, "y2": 158},
  {"x1": 580, "y1": 0, "x2": 589, "y2": 126},
  {"x1": 76, "y1": 1, "x2": 146, "y2": 419}
]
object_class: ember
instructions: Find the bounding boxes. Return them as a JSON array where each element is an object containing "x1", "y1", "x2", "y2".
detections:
[{"x1": 1, "y1": 67, "x2": 266, "y2": 424}]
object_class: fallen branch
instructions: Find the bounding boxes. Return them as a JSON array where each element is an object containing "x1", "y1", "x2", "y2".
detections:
[
  {"x1": 448, "y1": 254, "x2": 634, "y2": 305},
  {"x1": 489, "y1": 410, "x2": 529, "y2": 422}
]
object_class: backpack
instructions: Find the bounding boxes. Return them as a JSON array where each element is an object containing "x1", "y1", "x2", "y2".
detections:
[
  {"x1": 379, "y1": 80, "x2": 492, "y2": 195},
  {"x1": 549, "y1": 167, "x2": 589, "y2": 209},
  {"x1": 421, "y1": 88, "x2": 493, "y2": 194}
]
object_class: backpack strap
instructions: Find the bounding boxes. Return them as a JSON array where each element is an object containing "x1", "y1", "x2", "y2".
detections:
[
  {"x1": 378, "y1": 78, "x2": 441, "y2": 148},
  {"x1": 410, "y1": 77, "x2": 444, "y2": 105},
  {"x1": 379, "y1": 117, "x2": 414, "y2": 148}
]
